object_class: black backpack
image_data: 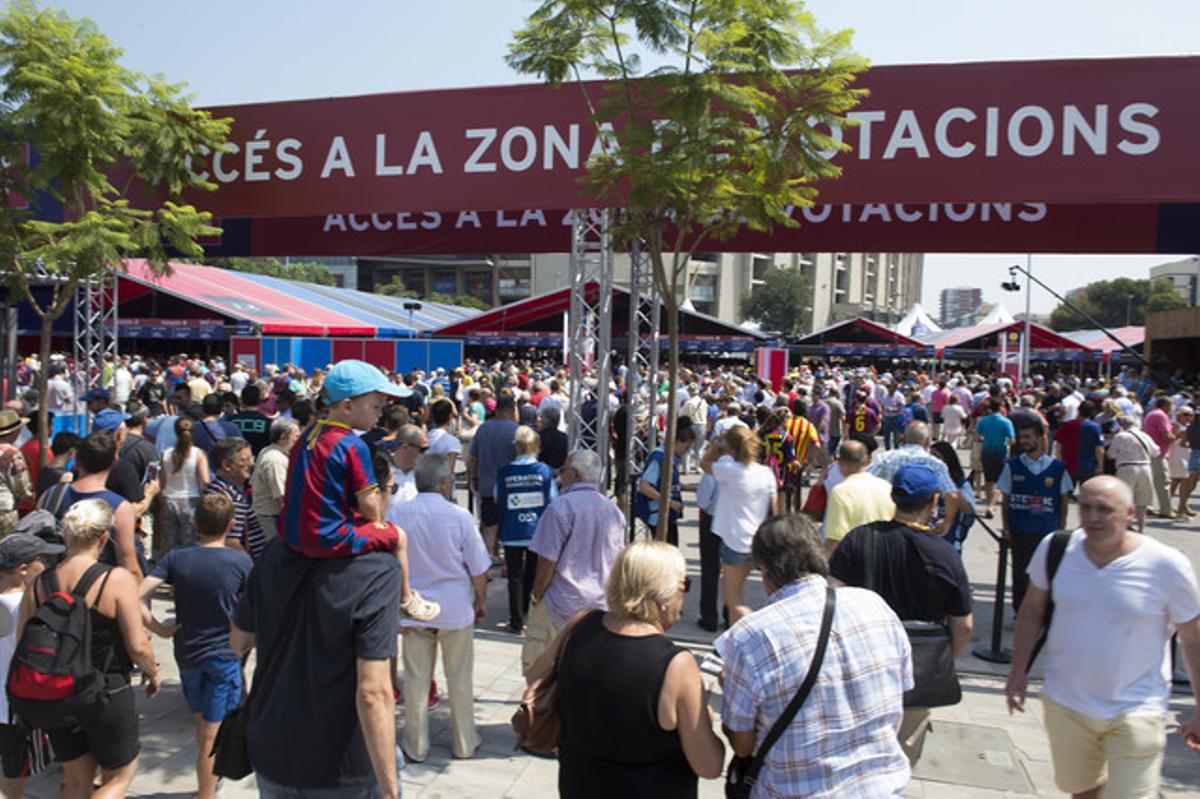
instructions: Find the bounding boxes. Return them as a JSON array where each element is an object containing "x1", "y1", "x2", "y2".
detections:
[{"x1": 7, "y1": 562, "x2": 113, "y2": 729}]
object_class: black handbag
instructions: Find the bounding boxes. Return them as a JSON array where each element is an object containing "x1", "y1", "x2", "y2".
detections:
[
  {"x1": 725, "y1": 586, "x2": 835, "y2": 799},
  {"x1": 212, "y1": 562, "x2": 314, "y2": 780},
  {"x1": 863, "y1": 526, "x2": 962, "y2": 708}
]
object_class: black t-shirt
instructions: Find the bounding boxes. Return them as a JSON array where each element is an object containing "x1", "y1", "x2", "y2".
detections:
[
  {"x1": 539, "y1": 428, "x2": 569, "y2": 470},
  {"x1": 105, "y1": 458, "x2": 144, "y2": 505},
  {"x1": 152, "y1": 545, "x2": 253, "y2": 665},
  {"x1": 120, "y1": 434, "x2": 157, "y2": 483},
  {"x1": 232, "y1": 540, "x2": 401, "y2": 789},
  {"x1": 829, "y1": 520, "x2": 972, "y2": 621},
  {"x1": 229, "y1": 410, "x2": 271, "y2": 455}
]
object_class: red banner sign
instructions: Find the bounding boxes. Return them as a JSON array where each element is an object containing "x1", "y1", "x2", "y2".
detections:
[{"x1": 186, "y1": 57, "x2": 1200, "y2": 218}]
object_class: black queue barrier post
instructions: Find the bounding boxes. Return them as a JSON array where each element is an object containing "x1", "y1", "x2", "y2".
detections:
[{"x1": 972, "y1": 517, "x2": 1013, "y2": 664}]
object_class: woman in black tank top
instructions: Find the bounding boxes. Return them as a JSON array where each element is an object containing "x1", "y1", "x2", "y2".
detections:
[
  {"x1": 19, "y1": 499, "x2": 161, "y2": 798},
  {"x1": 542, "y1": 541, "x2": 725, "y2": 798}
]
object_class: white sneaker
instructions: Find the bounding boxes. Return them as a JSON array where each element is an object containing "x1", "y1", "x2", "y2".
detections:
[{"x1": 401, "y1": 589, "x2": 441, "y2": 621}]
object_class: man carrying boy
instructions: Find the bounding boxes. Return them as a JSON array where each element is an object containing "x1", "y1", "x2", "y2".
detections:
[
  {"x1": 279, "y1": 359, "x2": 438, "y2": 619},
  {"x1": 141, "y1": 494, "x2": 251, "y2": 799}
]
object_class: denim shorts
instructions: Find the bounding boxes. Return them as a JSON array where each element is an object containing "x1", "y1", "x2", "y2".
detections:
[
  {"x1": 179, "y1": 656, "x2": 242, "y2": 723},
  {"x1": 257, "y1": 774, "x2": 387, "y2": 798},
  {"x1": 719, "y1": 541, "x2": 752, "y2": 567},
  {"x1": 1189, "y1": 449, "x2": 1200, "y2": 475}
]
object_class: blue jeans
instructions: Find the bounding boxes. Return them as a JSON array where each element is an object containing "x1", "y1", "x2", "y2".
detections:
[{"x1": 882, "y1": 416, "x2": 903, "y2": 449}]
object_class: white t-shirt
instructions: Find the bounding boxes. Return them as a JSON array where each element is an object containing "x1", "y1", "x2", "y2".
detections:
[
  {"x1": 0, "y1": 592, "x2": 23, "y2": 720},
  {"x1": 1030, "y1": 529, "x2": 1200, "y2": 719},
  {"x1": 710, "y1": 456, "x2": 777, "y2": 554},
  {"x1": 427, "y1": 427, "x2": 462, "y2": 458},
  {"x1": 941, "y1": 404, "x2": 967, "y2": 436},
  {"x1": 712, "y1": 415, "x2": 748, "y2": 441}
]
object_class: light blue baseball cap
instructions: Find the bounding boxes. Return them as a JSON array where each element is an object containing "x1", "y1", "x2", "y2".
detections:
[{"x1": 324, "y1": 360, "x2": 406, "y2": 402}]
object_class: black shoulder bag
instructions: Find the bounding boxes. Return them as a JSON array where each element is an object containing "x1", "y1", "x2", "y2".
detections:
[
  {"x1": 212, "y1": 561, "x2": 314, "y2": 779},
  {"x1": 863, "y1": 526, "x2": 962, "y2": 708},
  {"x1": 725, "y1": 586, "x2": 835, "y2": 799},
  {"x1": 1027, "y1": 529, "x2": 1072, "y2": 669}
]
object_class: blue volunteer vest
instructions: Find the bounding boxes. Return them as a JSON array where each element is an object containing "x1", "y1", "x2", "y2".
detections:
[
  {"x1": 635, "y1": 448, "x2": 683, "y2": 525},
  {"x1": 495, "y1": 460, "x2": 555, "y2": 545},
  {"x1": 1007, "y1": 457, "x2": 1067, "y2": 535}
]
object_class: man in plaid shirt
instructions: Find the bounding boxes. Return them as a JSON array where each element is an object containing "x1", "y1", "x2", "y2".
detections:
[{"x1": 716, "y1": 515, "x2": 912, "y2": 797}]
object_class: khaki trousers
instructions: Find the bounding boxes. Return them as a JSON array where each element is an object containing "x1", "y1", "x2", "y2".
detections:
[
  {"x1": 899, "y1": 707, "x2": 932, "y2": 764},
  {"x1": 401, "y1": 625, "x2": 479, "y2": 761},
  {"x1": 521, "y1": 600, "x2": 560, "y2": 677}
]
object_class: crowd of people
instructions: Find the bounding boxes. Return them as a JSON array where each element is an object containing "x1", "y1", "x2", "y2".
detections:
[{"x1": 0, "y1": 349, "x2": 1195, "y2": 797}]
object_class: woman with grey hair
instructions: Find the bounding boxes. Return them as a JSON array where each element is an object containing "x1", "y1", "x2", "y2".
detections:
[{"x1": 1107, "y1": 415, "x2": 1158, "y2": 532}]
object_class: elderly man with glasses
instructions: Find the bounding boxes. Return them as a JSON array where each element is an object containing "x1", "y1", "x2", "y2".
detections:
[{"x1": 385, "y1": 424, "x2": 429, "y2": 509}]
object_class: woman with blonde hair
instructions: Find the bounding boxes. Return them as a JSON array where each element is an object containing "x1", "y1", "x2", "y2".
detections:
[
  {"x1": 157, "y1": 416, "x2": 210, "y2": 557},
  {"x1": 18, "y1": 499, "x2": 160, "y2": 799},
  {"x1": 702, "y1": 425, "x2": 779, "y2": 625},
  {"x1": 528, "y1": 541, "x2": 724, "y2": 797}
]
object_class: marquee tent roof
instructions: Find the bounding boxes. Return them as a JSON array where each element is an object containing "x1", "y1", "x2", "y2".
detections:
[
  {"x1": 1059, "y1": 326, "x2": 1145, "y2": 353},
  {"x1": 919, "y1": 320, "x2": 1090, "y2": 352},
  {"x1": 118, "y1": 260, "x2": 477, "y2": 337},
  {"x1": 432, "y1": 283, "x2": 767, "y2": 340},
  {"x1": 793, "y1": 318, "x2": 927, "y2": 347}
]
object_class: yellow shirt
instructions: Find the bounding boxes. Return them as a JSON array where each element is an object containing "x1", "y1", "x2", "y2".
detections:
[{"x1": 824, "y1": 472, "x2": 896, "y2": 543}]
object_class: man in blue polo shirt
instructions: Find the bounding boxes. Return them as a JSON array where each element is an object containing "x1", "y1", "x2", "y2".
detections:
[
  {"x1": 975, "y1": 398, "x2": 1015, "y2": 519},
  {"x1": 997, "y1": 418, "x2": 1072, "y2": 614},
  {"x1": 636, "y1": 420, "x2": 696, "y2": 545}
]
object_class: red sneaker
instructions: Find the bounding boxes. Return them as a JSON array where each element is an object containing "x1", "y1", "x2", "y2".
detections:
[{"x1": 428, "y1": 680, "x2": 440, "y2": 710}]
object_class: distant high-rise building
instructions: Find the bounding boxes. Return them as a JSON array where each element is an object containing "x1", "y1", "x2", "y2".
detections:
[
  {"x1": 1150, "y1": 256, "x2": 1200, "y2": 306},
  {"x1": 939, "y1": 287, "x2": 983, "y2": 328}
]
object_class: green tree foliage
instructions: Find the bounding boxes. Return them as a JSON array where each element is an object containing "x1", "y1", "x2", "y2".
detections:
[
  {"x1": 206, "y1": 257, "x2": 336, "y2": 286},
  {"x1": 373, "y1": 275, "x2": 490, "y2": 310},
  {"x1": 1048, "y1": 277, "x2": 1187, "y2": 331},
  {"x1": 508, "y1": 0, "x2": 866, "y2": 538},
  {"x1": 0, "y1": 1, "x2": 229, "y2": 460},
  {"x1": 741, "y1": 267, "x2": 812, "y2": 336}
]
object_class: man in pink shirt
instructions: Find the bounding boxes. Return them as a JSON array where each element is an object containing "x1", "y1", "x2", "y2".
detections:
[
  {"x1": 929, "y1": 380, "x2": 951, "y2": 440},
  {"x1": 1142, "y1": 396, "x2": 1177, "y2": 518}
]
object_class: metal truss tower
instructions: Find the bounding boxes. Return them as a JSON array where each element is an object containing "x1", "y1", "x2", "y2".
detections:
[
  {"x1": 565, "y1": 210, "x2": 614, "y2": 477},
  {"x1": 72, "y1": 269, "x2": 118, "y2": 408},
  {"x1": 624, "y1": 242, "x2": 661, "y2": 530}
]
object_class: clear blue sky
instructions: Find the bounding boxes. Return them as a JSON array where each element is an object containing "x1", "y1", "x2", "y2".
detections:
[{"x1": 45, "y1": 0, "x2": 1200, "y2": 314}]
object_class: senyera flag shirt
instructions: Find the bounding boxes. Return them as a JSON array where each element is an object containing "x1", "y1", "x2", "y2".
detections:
[{"x1": 280, "y1": 420, "x2": 398, "y2": 557}]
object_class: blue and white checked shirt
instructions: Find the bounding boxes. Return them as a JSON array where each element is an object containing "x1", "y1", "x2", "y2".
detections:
[
  {"x1": 868, "y1": 445, "x2": 957, "y2": 494},
  {"x1": 715, "y1": 576, "x2": 912, "y2": 798}
]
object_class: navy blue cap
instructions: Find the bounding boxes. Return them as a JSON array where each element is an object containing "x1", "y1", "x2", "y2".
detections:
[
  {"x1": 891, "y1": 464, "x2": 941, "y2": 501},
  {"x1": 81, "y1": 388, "x2": 110, "y2": 402}
]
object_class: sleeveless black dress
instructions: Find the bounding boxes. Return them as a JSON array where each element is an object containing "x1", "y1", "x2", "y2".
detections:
[{"x1": 556, "y1": 611, "x2": 696, "y2": 798}]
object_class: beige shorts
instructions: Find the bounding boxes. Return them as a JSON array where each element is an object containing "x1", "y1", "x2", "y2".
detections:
[
  {"x1": 520, "y1": 599, "x2": 560, "y2": 677},
  {"x1": 1042, "y1": 695, "x2": 1165, "y2": 797},
  {"x1": 1116, "y1": 463, "x2": 1154, "y2": 508}
]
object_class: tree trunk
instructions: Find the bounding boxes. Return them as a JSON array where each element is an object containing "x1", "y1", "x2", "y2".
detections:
[
  {"x1": 655, "y1": 282, "x2": 681, "y2": 543},
  {"x1": 36, "y1": 314, "x2": 53, "y2": 466}
]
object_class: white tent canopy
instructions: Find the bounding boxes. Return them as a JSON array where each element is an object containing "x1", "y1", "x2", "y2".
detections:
[
  {"x1": 979, "y1": 302, "x2": 1016, "y2": 325},
  {"x1": 894, "y1": 303, "x2": 942, "y2": 337}
]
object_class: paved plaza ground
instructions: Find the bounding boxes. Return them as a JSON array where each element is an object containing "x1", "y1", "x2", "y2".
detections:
[{"x1": 20, "y1": 480, "x2": 1200, "y2": 797}]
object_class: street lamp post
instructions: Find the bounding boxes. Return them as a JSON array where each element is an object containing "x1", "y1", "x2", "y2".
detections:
[
  {"x1": 403, "y1": 301, "x2": 422, "y2": 340},
  {"x1": 1022, "y1": 254, "x2": 1032, "y2": 384}
]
